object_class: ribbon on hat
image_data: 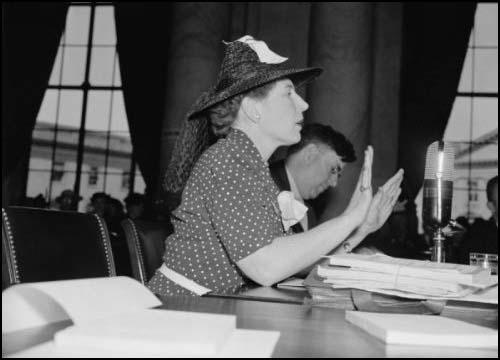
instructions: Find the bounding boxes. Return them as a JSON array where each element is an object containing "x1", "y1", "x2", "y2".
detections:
[
  {"x1": 234, "y1": 35, "x2": 288, "y2": 64},
  {"x1": 277, "y1": 191, "x2": 308, "y2": 232}
]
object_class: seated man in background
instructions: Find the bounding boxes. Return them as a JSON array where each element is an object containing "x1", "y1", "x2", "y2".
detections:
[
  {"x1": 54, "y1": 189, "x2": 82, "y2": 211},
  {"x1": 458, "y1": 175, "x2": 498, "y2": 264},
  {"x1": 124, "y1": 193, "x2": 146, "y2": 220},
  {"x1": 269, "y1": 122, "x2": 356, "y2": 233}
]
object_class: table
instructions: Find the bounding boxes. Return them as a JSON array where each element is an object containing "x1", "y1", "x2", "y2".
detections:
[{"x1": 3, "y1": 295, "x2": 497, "y2": 358}]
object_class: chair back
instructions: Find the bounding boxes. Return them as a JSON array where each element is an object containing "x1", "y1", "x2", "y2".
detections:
[
  {"x1": 2, "y1": 206, "x2": 116, "y2": 287},
  {"x1": 121, "y1": 218, "x2": 171, "y2": 285}
]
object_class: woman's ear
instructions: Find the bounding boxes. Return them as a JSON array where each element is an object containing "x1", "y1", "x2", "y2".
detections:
[{"x1": 241, "y1": 96, "x2": 261, "y2": 123}]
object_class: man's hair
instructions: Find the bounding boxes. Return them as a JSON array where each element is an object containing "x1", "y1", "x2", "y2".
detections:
[
  {"x1": 287, "y1": 123, "x2": 356, "y2": 163},
  {"x1": 486, "y1": 175, "x2": 498, "y2": 202}
]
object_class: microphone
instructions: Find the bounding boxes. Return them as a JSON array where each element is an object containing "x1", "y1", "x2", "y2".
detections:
[{"x1": 422, "y1": 141, "x2": 455, "y2": 262}]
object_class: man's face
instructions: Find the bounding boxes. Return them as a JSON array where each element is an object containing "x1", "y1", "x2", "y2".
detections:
[{"x1": 300, "y1": 144, "x2": 345, "y2": 200}]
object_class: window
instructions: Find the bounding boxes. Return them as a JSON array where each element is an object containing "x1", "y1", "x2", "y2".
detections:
[
  {"x1": 51, "y1": 161, "x2": 65, "y2": 182},
  {"x1": 26, "y1": 2, "x2": 146, "y2": 211},
  {"x1": 121, "y1": 171, "x2": 129, "y2": 189},
  {"x1": 88, "y1": 166, "x2": 99, "y2": 186},
  {"x1": 416, "y1": 3, "x2": 498, "y2": 230}
]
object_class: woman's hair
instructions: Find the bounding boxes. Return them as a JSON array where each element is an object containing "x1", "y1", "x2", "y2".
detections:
[{"x1": 207, "y1": 81, "x2": 277, "y2": 137}]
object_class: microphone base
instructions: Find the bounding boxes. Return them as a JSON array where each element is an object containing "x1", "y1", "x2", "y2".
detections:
[{"x1": 431, "y1": 230, "x2": 446, "y2": 263}]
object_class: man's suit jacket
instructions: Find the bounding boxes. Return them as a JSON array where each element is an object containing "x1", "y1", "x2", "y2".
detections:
[{"x1": 269, "y1": 160, "x2": 317, "y2": 233}]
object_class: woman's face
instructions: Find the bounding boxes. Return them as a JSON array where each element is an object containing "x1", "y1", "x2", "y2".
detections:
[{"x1": 256, "y1": 79, "x2": 309, "y2": 146}]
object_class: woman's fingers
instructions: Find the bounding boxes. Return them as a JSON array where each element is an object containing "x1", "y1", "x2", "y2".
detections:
[
  {"x1": 382, "y1": 169, "x2": 404, "y2": 193},
  {"x1": 362, "y1": 146, "x2": 373, "y2": 190}
]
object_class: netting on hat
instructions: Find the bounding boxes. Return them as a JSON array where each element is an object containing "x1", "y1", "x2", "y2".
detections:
[{"x1": 162, "y1": 112, "x2": 210, "y2": 197}]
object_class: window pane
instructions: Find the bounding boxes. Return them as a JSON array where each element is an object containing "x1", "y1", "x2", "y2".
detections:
[
  {"x1": 83, "y1": 131, "x2": 107, "y2": 174},
  {"x1": 472, "y1": 97, "x2": 498, "y2": 138},
  {"x1": 105, "y1": 172, "x2": 130, "y2": 202},
  {"x1": 475, "y1": 3, "x2": 498, "y2": 47},
  {"x1": 26, "y1": 168, "x2": 51, "y2": 199},
  {"x1": 134, "y1": 170, "x2": 146, "y2": 194},
  {"x1": 62, "y1": 46, "x2": 88, "y2": 85},
  {"x1": 474, "y1": 49, "x2": 498, "y2": 93},
  {"x1": 49, "y1": 47, "x2": 63, "y2": 85},
  {"x1": 86, "y1": 90, "x2": 112, "y2": 132},
  {"x1": 58, "y1": 90, "x2": 84, "y2": 128},
  {"x1": 113, "y1": 54, "x2": 122, "y2": 86},
  {"x1": 89, "y1": 47, "x2": 116, "y2": 85},
  {"x1": 458, "y1": 48, "x2": 473, "y2": 92},
  {"x1": 37, "y1": 90, "x2": 59, "y2": 124},
  {"x1": 455, "y1": 142, "x2": 498, "y2": 166},
  {"x1": 110, "y1": 91, "x2": 129, "y2": 133},
  {"x1": 83, "y1": 130, "x2": 133, "y2": 184},
  {"x1": 64, "y1": 6, "x2": 91, "y2": 45},
  {"x1": 443, "y1": 96, "x2": 472, "y2": 141},
  {"x1": 92, "y1": 6, "x2": 116, "y2": 45}
]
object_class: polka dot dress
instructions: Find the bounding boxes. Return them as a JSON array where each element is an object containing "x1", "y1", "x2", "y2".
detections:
[{"x1": 148, "y1": 128, "x2": 293, "y2": 296}]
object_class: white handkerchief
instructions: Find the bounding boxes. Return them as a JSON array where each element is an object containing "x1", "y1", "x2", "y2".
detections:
[
  {"x1": 277, "y1": 191, "x2": 308, "y2": 231},
  {"x1": 236, "y1": 35, "x2": 288, "y2": 64}
]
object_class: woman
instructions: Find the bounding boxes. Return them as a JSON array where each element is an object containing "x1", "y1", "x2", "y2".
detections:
[{"x1": 149, "y1": 36, "x2": 403, "y2": 296}]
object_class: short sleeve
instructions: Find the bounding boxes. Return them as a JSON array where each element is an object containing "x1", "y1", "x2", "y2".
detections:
[{"x1": 208, "y1": 160, "x2": 285, "y2": 263}]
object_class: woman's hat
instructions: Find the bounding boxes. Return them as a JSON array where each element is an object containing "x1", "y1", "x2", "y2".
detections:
[
  {"x1": 187, "y1": 35, "x2": 322, "y2": 119},
  {"x1": 163, "y1": 36, "x2": 323, "y2": 206}
]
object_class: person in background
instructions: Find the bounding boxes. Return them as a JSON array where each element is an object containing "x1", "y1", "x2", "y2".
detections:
[
  {"x1": 124, "y1": 193, "x2": 146, "y2": 220},
  {"x1": 149, "y1": 35, "x2": 403, "y2": 297},
  {"x1": 88, "y1": 192, "x2": 110, "y2": 218},
  {"x1": 458, "y1": 175, "x2": 498, "y2": 264},
  {"x1": 269, "y1": 122, "x2": 356, "y2": 233},
  {"x1": 54, "y1": 189, "x2": 82, "y2": 211}
]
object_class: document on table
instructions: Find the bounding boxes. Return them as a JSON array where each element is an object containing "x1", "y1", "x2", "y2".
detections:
[
  {"x1": 7, "y1": 329, "x2": 281, "y2": 358},
  {"x1": 345, "y1": 311, "x2": 498, "y2": 348},
  {"x1": 3, "y1": 277, "x2": 282, "y2": 357},
  {"x1": 325, "y1": 254, "x2": 493, "y2": 286},
  {"x1": 2, "y1": 277, "x2": 162, "y2": 333}
]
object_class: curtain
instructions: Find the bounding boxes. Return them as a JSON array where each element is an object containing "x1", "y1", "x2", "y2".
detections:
[
  {"x1": 113, "y1": 2, "x2": 475, "y2": 223},
  {"x1": 1, "y1": 2, "x2": 68, "y2": 207},
  {"x1": 398, "y1": 2, "x2": 477, "y2": 201},
  {"x1": 114, "y1": 2, "x2": 173, "y2": 209}
]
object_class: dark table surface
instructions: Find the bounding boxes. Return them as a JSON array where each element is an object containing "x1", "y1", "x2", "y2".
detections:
[{"x1": 3, "y1": 288, "x2": 498, "y2": 358}]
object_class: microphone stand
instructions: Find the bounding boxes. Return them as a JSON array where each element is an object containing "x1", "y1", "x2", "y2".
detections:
[{"x1": 431, "y1": 228, "x2": 446, "y2": 263}]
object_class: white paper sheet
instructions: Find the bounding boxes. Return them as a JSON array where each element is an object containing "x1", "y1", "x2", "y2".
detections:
[
  {"x1": 2, "y1": 277, "x2": 162, "y2": 333},
  {"x1": 6, "y1": 329, "x2": 280, "y2": 358},
  {"x1": 53, "y1": 309, "x2": 236, "y2": 356},
  {"x1": 330, "y1": 283, "x2": 498, "y2": 304},
  {"x1": 346, "y1": 311, "x2": 498, "y2": 348}
]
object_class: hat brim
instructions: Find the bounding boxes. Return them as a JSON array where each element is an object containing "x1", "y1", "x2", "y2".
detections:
[{"x1": 187, "y1": 66, "x2": 322, "y2": 120}]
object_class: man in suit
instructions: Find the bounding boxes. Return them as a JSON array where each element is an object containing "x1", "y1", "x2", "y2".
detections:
[
  {"x1": 270, "y1": 122, "x2": 356, "y2": 233},
  {"x1": 458, "y1": 175, "x2": 498, "y2": 264}
]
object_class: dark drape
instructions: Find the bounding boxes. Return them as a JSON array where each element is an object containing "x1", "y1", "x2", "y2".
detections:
[
  {"x1": 1, "y1": 2, "x2": 68, "y2": 206},
  {"x1": 114, "y1": 3, "x2": 173, "y2": 205},
  {"x1": 398, "y1": 2, "x2": 477, "y2": 201}
]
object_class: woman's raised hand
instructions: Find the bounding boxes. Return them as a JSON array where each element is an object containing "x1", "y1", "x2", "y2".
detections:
[
  {"x1": 345, "y1": 146, "x2": 374, "y2": 225},
  {"x1": 358, "y1": 168, "x2": 404, "y2": 235}
]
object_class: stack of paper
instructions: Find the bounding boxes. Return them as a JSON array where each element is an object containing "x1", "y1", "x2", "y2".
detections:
[
  {"x1": 302, "y1": 266, "x2": 433, "y2": 312},
  {"x1": 345, "y1": 311, "x2": 498, "y2": 348},
  {"x1": 3, "y1": 277, "x2": 280, "y2": 357},
  {"x1": 318, "y1": 254, "x2": 498, "y2": 300}
]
